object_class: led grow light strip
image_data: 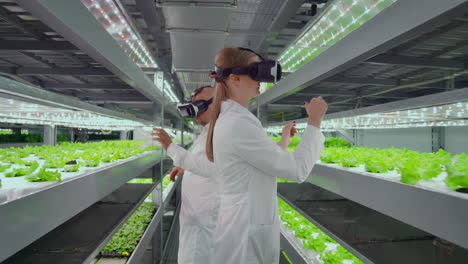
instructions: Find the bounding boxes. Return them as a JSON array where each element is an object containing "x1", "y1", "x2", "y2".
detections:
[
  {"x1": 81, "y1": 0, "x2": 158, "y2": 68},
  {"x1": 0, "y1": 97, "x2": 147, "y2": 130},
  {"x1": 278, "y1": 0, "x2": 397, "y2": 73},
  {"x1": 266, "y1": 101, "x2": 468, "y2": 132}
]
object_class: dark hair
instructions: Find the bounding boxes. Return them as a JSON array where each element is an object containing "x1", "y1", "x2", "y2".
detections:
[{"x1": 190, "y1": 86, "x2": 213, "y2": 101}]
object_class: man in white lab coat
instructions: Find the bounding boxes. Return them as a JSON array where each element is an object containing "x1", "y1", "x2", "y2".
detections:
[{"x1": 153, "y1": 86, "x2": 218, "y2": 264}]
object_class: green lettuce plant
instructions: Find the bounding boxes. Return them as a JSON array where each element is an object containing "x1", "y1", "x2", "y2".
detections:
[
  {"x1": 445, "y1": 154, "x2": 468, "y2": 189},
  {"x1": 324, "y1": 137, "x2": 352, "y2": 148},
  {"x1": 320, "y1": 246, "x2": 364, "y2": 264},
  {"x1": 0, "y1": 164, "x2": 11, "y2": 172},
  {"x1": 4, "y1": 161, "x2": 39, "y2": 177},
  {"x1": 101, "y1": 202, "x2": 156, "y2": 255},
  {"x1": 63, "y1": 164, "x2": 80, "y2": 173},
  {"x1": 26, "y1": 168, "x2": 61, "y2": 182}
]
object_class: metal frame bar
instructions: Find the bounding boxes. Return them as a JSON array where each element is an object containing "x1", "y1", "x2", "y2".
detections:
[
  {"x1": 0, "y1": 152, "x2": 163, "y2": 262},
  {"x1": 14, "y1": 67, "x2": 113, "y2": 76},
  {"x1": 0, "y1": 40, "x2": 78, "y2": 51},
  {"x1": 17, "y1": 0, "x2": 181, "y2": 119},
  {"x1": 44, "y1": 83, "x2": 132, "y2": 90},
  {"x1": 251, "y1": 0, "x2": 468, "y2": 110},
  {"x1": 366, "y1": 54, "x2": 466, "y2": 69}
]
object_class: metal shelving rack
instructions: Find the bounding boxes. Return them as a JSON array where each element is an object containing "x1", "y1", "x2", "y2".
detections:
[
  {"x1": 0, "y1": 1, "x2": 188, "y2": 263},
  {"x1": 258, "y1": 0, "x2": 468, "y2": 263},
  {"x1": 273, "y1": 90, "x2": 468, "y2": 263},
  {"x1": 252, "y1": 0, "x2": 468, "y2": 121},
  {"x1": 3, "y1": 182, "x2": 156, "y2": 264},
  {"x1": 0, "y1": 87, "x2": 170, "y2": 263},
  {"x1": 126, "y1": 177, "x2": 181, "y2": 264}
]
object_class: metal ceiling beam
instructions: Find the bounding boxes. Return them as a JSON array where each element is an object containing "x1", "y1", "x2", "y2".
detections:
[
  {"x1": 0, "y1": 5, "x2": 46, "y2": 40},
  {"x1": 17, "y1": 0, "x2": 181, "y2": 119},
  {"x1": 292, "y1": 14, "x2": 314, "y2": 21},
  {"x1": 430, "y1": 39, "x2": 468, "y2": 57},
  {"x1": 44, "y1": 83, "x2": 132, "y2": 90},
  {"x1": 296, "y1": 89, "x2": 409, "y2": 99},
  {"x1": 251, "y1": 0, "x2": 468, "y2": 110},
  {"x1": 285, "y1": 22, "x2": 306, "y2": 30},
  {"x1": 324, "y1": 76, "x2": 399, "y2": 86},
  {"x1": 390, "y1": 20, "x2": 466, "y2": 54},
  {"x1": 78, "y1": 94, "x2": 150, "y2": 102},
  {"x1": 134, "y1": 0, "x2": 185, "y2": 101},
  {"x1": 366, "y1": 54, "x2": 466, "y2": 69},
  {"x1": 15, "y1": 67, "x2": 113, "y2": 76},
  {"x1": 0, "y1": 66, "x2": 113, "y2": 76},
  {"x1": 0, "y1": 40, "x2": 78, "y2": 51}
]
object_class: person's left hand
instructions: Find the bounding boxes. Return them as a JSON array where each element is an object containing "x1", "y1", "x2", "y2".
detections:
[
  {"x1": 277, "y1": 121, "x2": 296, "y2": 149},
  {"x1": 169, "y1": 167, "x2": 185, "y2": 182},
  {"x1": 152, "y1": 128, "x2": 172, "y2": 150}
]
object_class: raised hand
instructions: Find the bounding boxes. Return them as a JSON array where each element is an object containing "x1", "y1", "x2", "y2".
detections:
[{"x1": 305, "y1": 96, "x2": 328, "y2": 128}]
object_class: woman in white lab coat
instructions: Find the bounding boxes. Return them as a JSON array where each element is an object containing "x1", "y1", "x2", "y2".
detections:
[{"x1": 206, "y1": 47, "x2": 328, "y2": 264}]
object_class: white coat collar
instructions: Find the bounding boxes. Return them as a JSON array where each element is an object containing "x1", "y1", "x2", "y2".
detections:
[{"x1": 221, "y1": 99, "x2": 249, "y2": 114}]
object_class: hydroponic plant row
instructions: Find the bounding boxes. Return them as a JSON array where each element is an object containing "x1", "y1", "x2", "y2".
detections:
[
  {"x1": 279, "y1": 198, "x2": 363, "y2": 264},
  {"x1": 0, "y1": 140, "x2": 159, "y2": 189},
  {"x1": 274, "y1": 137, "x2": 468, "y2": 192},
  {"x1": 100, "y1": 175, "x2": 173, "y2": 258}
]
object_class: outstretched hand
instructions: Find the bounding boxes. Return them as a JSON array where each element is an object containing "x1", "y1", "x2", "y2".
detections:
[{"x1": 152, "y1": 128, "x2": 172, "y2": 150}]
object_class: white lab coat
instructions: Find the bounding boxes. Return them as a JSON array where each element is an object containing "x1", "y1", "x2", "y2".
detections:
[
  {"x1": 211, "y1": 100, "x2": 325, "y2": 264},
  {"x1": 167, "y1": 125, "x2": 218, "y2": 264}
]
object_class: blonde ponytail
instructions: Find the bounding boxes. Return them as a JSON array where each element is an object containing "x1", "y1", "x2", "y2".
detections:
[{"x1": 206, "y1": 81, "x2": 228, "y2": 161}]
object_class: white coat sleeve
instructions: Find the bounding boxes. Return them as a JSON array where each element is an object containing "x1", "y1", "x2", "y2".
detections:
[
  {"x1": 233, "y1": 116, "x2": 325, "y2": 183},
  {"x1": 167, "y1": 143, "x2": 214, "y2": 177}
]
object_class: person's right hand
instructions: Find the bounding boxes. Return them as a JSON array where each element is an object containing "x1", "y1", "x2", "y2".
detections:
[
  {"x1": 169, "y1": 167, "x2": 185, "y2": 182},
  {"x1": 305, "y1": 96, "x2": 328, "y2": 128}
]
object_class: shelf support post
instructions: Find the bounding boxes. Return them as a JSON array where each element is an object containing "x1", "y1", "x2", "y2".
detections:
[
  {"x1": 43, "y1": 124, "x2": 56, "y2": 146},
  {"x1": 119, "y1": 130, "x2": 128, "y2": 140}
]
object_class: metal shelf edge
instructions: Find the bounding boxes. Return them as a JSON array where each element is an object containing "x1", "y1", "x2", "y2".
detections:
[{"x1": 307, "y1": 163, "x2": 468, "y2": 250}]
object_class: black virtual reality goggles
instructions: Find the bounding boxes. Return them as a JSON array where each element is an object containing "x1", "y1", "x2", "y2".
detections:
[
  {"x1": 214, "y1": 47, "x2": 282, "y2": 83},
  {"x1": 177, "y1": 98, "x2": 213, "y2": 118}
]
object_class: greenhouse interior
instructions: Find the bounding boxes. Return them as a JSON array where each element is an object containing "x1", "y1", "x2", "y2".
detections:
[{"x1": 0, "y1": 0, "x2": 467, "y2": 264}]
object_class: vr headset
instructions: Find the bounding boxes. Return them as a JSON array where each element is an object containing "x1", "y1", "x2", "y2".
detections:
[
  {"x1": 214, "y1": 47, "x2": 282, "y2": 83},
  {"x1": 177, "y1": 86, "x2": 213, "y2": 118}
]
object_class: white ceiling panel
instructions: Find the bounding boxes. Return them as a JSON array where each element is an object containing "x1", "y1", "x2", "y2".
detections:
[
  {"x1": 163, "y1": 6, "x2": 231, "y2": 30},
  {"x1": 170, "y1": 32, "x2": 226, "y2": 71}
]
